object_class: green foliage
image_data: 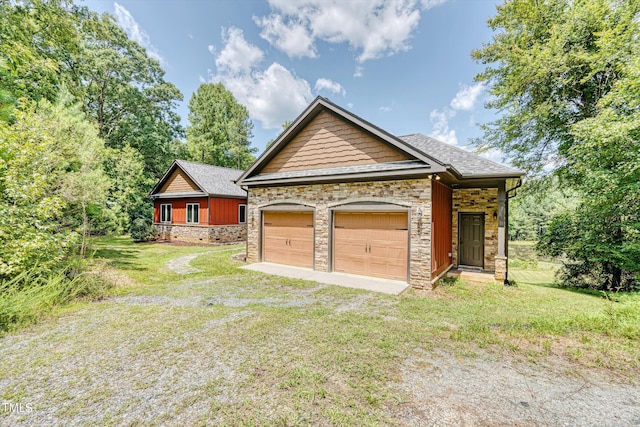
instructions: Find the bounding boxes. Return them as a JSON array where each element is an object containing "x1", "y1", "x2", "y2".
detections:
[
  {"x1": 0, "y1": 100, "x2": 79, "y2": 277},
  {"x1": 1, "y1": 0, "x2": 184, "y2": 236},
  {"x1": 473, "y1": 0, "x2": 639, "y2": 174},
  {"x1": 0, "y1": 267, "x2": 111, "y2": 333},
  {"x1": 537, "y1": 58, "x2": 640, "y2": 291},
  {"x1": 509, "y1": 178, "x2": 578, "y2": 241},
  {"x1": 75, "y1": 12, "x2": 184, "y2": 178},
  {"x1": 129, "y1": 217, "x2": 157, "y2": 242},
  {"x1": 186, "y1": 82, "x2": 256, "y2": 169},
  {"x1": 100, "y1": 145, "x2": 151, "y2": 234},
  {"x1": 476, "y1": 0, "x2": 640, "y2": 290}
]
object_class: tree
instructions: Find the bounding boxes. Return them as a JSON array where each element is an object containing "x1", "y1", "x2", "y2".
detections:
[
  {"x1": 472, "y1": 0, "x2": 639, "y2": 174},
  {"x1": 73, "y1": 12, "x2": 184, "y2": 178},
  {"x1": 508, "y1": 179, "x2": 578, "y2": 241},
  {"x1": 1, "y1": 0, "x2": 185, "y2": 234},
  {"x1": 475, "y1": 0, "x2": 640, "y2": 290},
  {"x1": 537, "y1": 57, "x2": 640, "y2": 291},
  {"x1": 0, "y1": 97, "x2": 110, "y2": 276},
  {"x1": 186, "y1": 83, "x2": 256, "y2": 169},
  {"x1": 48, "y1": 93, "x2": 110, "y2": 255}
]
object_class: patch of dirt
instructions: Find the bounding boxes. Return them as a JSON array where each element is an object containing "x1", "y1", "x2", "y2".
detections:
[
  {"x1": 388, "y1": 349, "x2": 640, "y2": 426},
  {"x1": 166, "y1": 252, "x2": 213, "y2": 275},
  {"x1": 89, "y1": 262, "x2": 138, "y2": 288}
]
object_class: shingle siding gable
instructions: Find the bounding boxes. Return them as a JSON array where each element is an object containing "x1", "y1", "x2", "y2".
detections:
[{"x1": 261, "y1": 110, "x2": 409, "y2": 174}]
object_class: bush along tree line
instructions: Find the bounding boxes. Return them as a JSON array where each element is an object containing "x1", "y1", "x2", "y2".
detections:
[
  {"x1": 474, "y1": 0, "x2": 640, "y2": 291},
  {"x1": 0, "y1": 0, "x2": 256, "y2": 331}
]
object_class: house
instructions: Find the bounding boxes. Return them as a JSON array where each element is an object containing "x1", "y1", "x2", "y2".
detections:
[
  {"x1": 150, "y1": 160, "x2": 247, "y2": 244},
  {"x1": 235, "y1": 97, "x2": 525, "y2": 289}
]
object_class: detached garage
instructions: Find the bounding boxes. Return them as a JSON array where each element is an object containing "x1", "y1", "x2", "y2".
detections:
[{"x1": 237, "y1": 97, "x2": 524, "y2": 289}]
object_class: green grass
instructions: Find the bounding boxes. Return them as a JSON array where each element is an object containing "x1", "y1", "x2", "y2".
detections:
[
  {"x1": 91, "y1": 235, "x2": 246, "y2": 286},
  {"x1": 1, "y1": 236, "x2": 638, "y2": 425}
]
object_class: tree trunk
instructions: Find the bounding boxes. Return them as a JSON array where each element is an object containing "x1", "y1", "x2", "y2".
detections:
[{"x1": 80, "y1": 201, "x2": 88, "y2": 257}]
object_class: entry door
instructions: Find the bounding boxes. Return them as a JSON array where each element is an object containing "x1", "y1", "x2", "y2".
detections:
[
  {"x1": 459, "y1": 213, "x2": 484, "y2": 267},
  {"x1": 263, "y1": 211, "x2": 314, "y2": 268}
]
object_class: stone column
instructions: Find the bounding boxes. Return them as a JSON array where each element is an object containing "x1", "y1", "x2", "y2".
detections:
[{"x1": 495, "y1": 182, "x2": 508, "y2": 282}]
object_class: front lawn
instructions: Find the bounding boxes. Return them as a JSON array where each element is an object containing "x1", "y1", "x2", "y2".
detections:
[{"x1": 1, "y1": 236, "x2": 638, "y2": 425}]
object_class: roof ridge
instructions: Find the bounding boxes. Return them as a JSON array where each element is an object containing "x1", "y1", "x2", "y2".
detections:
[
  {"x1": 399, "y1": 133, "x2": 518, "y2": 171},
  {"x1": 176, "y1": 159, "x2": 243, "y2": 172}
]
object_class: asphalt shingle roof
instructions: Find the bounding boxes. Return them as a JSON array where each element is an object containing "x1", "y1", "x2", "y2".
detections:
[
  {"x1": 399, "y1": 133, "x2": 523, "y2": 177},
  {"x1": 173, "y1": 160, "x2": 246, "y2": 197},
  {"x1": 241, "y1": 160, "x2": 429, "y2": 183}
]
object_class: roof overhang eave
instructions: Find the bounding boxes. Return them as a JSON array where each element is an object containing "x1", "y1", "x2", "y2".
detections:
[{"x1": 239, "y1": 166, "x2": 443, "y2": 187}]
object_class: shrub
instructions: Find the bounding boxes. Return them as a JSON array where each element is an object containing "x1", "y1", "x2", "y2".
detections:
[
  {"x1": 0, "y1": 268, "x2": 111, "y2": 333},
  {"x1": 129, "y1": 217, "x2": 157, "y2": 242}
]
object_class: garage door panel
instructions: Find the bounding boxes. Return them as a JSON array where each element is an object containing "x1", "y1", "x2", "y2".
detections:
[
  {"x1": 333, "y1": 212, "x2": 408, "y2": 281},
  {"x1": 263, "y1": 211, "x2": 314, "y2": 268}
]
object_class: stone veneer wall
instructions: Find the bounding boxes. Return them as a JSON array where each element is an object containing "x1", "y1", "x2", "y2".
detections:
[
  {"x1": 155, "y1": 224, "x2": 246, "y2": 244},
  {"x1": 451, "y1": 188, "x2": 499, "y2": 271},
  {"x1": 247, "y1": 178, "x2": 433, "y2": 289}
]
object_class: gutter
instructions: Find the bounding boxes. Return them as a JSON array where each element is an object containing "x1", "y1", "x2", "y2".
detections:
[{"x1": 506, "y1": 178, "x2": 523, "y2": 198}]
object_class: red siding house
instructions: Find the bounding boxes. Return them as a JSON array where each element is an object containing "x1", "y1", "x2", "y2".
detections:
[{"x1": 150, "y1": 160, "x2": 247, "y2": 244}]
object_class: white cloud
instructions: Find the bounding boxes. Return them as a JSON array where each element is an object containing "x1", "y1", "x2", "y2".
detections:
[
  {"x1": 379, "y1": 106, "x2": 392, "y2": 113},
  {"x1": 256, "y1": 0, "x2": 448, "y2": 63},
  {"x1": 208, "y1": 27, "x2": 313, "y2": 129},
  {"x1": 428, "y1": 108, "x2": 457, "y2": 145},
  {"x1": 428, "y1": 81, "x2": 486, "y2": 145},
  {"x1": 207, "y1": 44, "x2": 216, "y2": 55},
  {"x1": 353, "y1": 66, "x2": 364, "y2": 78},
  {"x1": 216, "y1": 63, "x2": 313, "y2": 129},
  {"x1": 450, "y1": 82, "x2": 485, "y2": 111},
  {"x1": 113, "y1": 2, "x2": 165, "y2": 65},
  {"x1": 254, "y1": 14, "x2": 317, "y2": 58},
  {"x1": 347, "y1": 102, "x2": 354, "y2": 108},
  {"x1": 314, "y1": 78, "x2": 345, "y2": 96},
  {"x1": 215, "y1": 27, "x2": 264, "y2": 74}
]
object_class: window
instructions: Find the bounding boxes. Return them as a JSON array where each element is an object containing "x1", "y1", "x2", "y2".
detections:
[
  {"x1": 186, "y1": 203, "x2": 200, "y2": 224},
  {"x1": 160, "y1": 204, "x2": 172, "y2": 223},
  {"x1": 238, "y1": 204, "x2": 247, "y2": 224}
]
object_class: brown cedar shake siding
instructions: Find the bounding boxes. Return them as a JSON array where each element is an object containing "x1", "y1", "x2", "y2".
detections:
[{"x1": 261, "y1": 110, "x2": 409, "y2": 173}]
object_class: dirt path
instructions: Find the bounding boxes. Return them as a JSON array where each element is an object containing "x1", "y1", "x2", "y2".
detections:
[{"x1": 165, "y1": 248, "x2": 240, "y2": 274}]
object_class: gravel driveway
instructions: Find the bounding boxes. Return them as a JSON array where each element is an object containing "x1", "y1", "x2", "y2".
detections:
[{"x1": 1, "y1": 270, "x2": 638, "y2": 426}]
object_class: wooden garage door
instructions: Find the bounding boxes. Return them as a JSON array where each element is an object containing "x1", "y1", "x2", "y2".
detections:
[
  {"x1": 263, "y1": 211, "x2": 314, "y2": 268},
  {"x1": 333, "y1": 212, "x2": 408, "y2": 281}
]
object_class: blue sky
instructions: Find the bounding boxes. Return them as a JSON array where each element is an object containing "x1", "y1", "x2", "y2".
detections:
[{"x1": 85, "y1": 0, "x2": 504, "y2": 161}]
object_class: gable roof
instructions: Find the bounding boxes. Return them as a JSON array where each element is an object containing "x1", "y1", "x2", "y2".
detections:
[
  {"x1": 399, "y1": 134, "x2": 523, "y2": 178},
  {"x1": 150, "y1": 160, "x2": 246, "y2": 198},
  {"x1": 235, "y1": 97, "x2": 524, "y2": 187}
]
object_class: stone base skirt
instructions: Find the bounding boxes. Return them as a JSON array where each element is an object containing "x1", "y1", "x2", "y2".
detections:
[{"x1": 155, "y1": 224, "x2": 246, "y2": 244}]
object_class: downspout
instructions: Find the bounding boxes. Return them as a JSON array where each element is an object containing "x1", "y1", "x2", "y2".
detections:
[{"x1": 242, "y1": 185, "x2": 249, "y2": 263}]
